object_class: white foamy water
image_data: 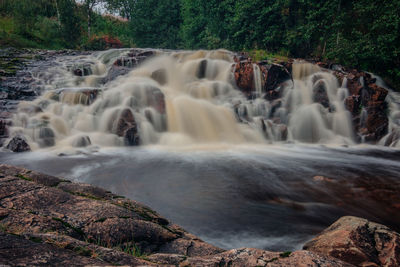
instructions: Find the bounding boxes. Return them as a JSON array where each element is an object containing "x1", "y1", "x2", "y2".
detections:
[{"x1": 5, "y1": 49, "x2": 399, "y2": 153}]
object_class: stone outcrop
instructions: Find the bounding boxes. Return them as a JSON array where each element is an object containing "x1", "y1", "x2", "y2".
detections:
[
  {"x1": 149, "y1": 249, "x2": 353, "y2": 267},
  {"x1": 341, "y1": 71, "x2": 389, "y2": 142},
  {"x1": 0, "y1": 164, "x2": 223, "y2": 266},
  {"x1": 3, "y1": 164, "x2": 399, "y2": 266},
  {"x1": 304, "y1": 216, "x2": 400, "y2": 267},
  {"x1": 234, "y1": 58, "x2": 268, "y2": 97}
]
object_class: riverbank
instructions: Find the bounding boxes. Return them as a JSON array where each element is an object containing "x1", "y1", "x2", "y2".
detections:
[{"x1": 1, "y1": 164, "x2": 399, "y2": 266}]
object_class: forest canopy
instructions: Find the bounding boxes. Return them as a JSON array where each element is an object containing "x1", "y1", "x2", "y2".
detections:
[{"x1": 0, "y1": 0, "x2": 399, "y2": 88}]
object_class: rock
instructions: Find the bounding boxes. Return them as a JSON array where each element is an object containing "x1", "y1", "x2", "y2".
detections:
[
  {"x1": 234, "y1": 59, "x2": 256, "y2": 95},
  {"x1": 197, "y1": 59, "x2": 207, "y2": 79},
  {"x1": 149, "y1": 248, "x2": 353, "y2": 267},
  {"x1": 57, "y1": 88, "x2": 101, "y2": 105},
  {"x1": 5, "y1": 135, "x2": 31, "y2": 152},
  {"x1": 1, "y1": 165, "x2": 394, "y2": 267},
  {"x1": 369, "y1": 83, "x2": 388, "y2": 102},
  {"x1": 264, "y1": 63, "x2": 292, "y2": 93},
  {"x1": 304, "y1": 216, "x2": 400, "y2": 267},
  {"x1": 38, "y1": 127, "x2": 55, "y2": 147},
  {"x1": 71, "y1": 135, "x2": 91, "y2": 147},
  {"x1": 72, "y1": 64, "x2": 92, "y2": 77},
  {"x1": 234, "y1": 59, "x2": 268, "y2": 96},
  {"x1": 147, "y1": 87, "x2": 166, "y2": 114},
  {"x1": 0, "y1": 232, "x2": 113, "y2": 266},
  {"x1": 383, "y1": 129, "x2": 400, "y2": 147},
  {"x1": 341, "y1": 68, "x2": 389, "y2": 142},
  {"x1": 0, "y1": 119, "x2": 8, "y2": 137},
  {"x1": 345, "y1": 95, "x2": 361, "y2": 116},
  {"x1": 151, "y1": 69, "x2": 167, "y2": 85},
  {"x1": 0, "y1": 164, "x2": 222, "y2": 263},
  {"x1": 111, "y1": 108, "x2": 140, "y2": 146},
  {"x1": 103, "y1": 64, "x2": 131, "y2": 84},
  {"x1": 313, "y1": 79, "x2": 330, "y2": 108},
  {"x1": 365, "y1": 100, "x2": 389, "y2": 141}
]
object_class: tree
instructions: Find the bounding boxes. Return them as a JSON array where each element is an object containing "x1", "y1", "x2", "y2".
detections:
[{"x1": 129, "y1": 0, "x2": 182, "y2": 48}]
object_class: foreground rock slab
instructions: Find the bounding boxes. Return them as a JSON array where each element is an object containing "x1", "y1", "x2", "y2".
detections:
[
  {"x1": 304, "y1": 216, "x2": 400, "y2": 267},
  {"x1": 0, "y1": 164, "x2": 383, "y2": 266}
]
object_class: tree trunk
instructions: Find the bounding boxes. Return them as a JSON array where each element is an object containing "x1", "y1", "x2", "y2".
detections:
[
  {"x1": 88, "y1": 11, "x2": 91, "y2": 39},
  {"x1": 336, "y1": 0, "x2": 341, "y2": 47},
  {"x1": 54, "y1": 0, "x2": 61, "y2": 27}
]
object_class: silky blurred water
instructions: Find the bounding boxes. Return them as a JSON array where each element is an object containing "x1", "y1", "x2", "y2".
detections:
[{"x1": 1, "y1": 144, "x2": 399, "y2": 251}]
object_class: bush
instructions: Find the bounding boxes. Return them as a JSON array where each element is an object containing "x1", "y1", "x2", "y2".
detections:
[{"x1": 82, "y1": 35, "x2": 123, "y2": 50}]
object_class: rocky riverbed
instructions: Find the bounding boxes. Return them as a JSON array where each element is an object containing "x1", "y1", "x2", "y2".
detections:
[
  {"x1": 1, "y1": 164, "x2": 399, "y2": 266},
  {"x1": 1, "y1": 48, "x2": 399, "y2": 151}
]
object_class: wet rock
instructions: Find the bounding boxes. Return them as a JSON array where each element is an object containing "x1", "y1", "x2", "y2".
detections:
[
  {"x1": 197, "y1": 59, "x2": 207, "y2": 79},
  {"x1": 304, "y1": 216, "x2": 400, "y2": 267},
  {"x1": 234, "y1": 59, "x2": 256, "y2": 95},
  {"x1": 0, "y1": 119, "x2": 8, "y2": 137},
  {"x1": 383, "y1": 129, "x2": 400, "y2": 147},
  {"x1": 341, "y1": 69, "x2": 389, "y2": 142},
  {"x1": 38, "y1": 127, "x2": 55, "y2": 147},
  {"x1": 113, "y1": 108, "x2": 140, "y2": 146},
  {"x1": 151, "y1": 68, "x2": 167, "y2": 85},
  {"x1": 5, "y1": 135, "x2": 31, "y2": 152},
  {"x1": 365, "y1": 100, "x2": 389, "y2": 141},
  {"x1": 52, "y1": 87, "x2": 101, "y2": 105},
  {"x1": 345, "y1": 95, "x2": 361, "y2": 116},
  {"x1": 234, "y1": 59, "x2": 268, "y2": 97},
  {"x1": 71, "y1": 135, "x2": 91, "y2": 147},
  {"x1": 103, "y1": 64, "x2": 131, "y2": 84},
  {"x1": 264, "y1": 63, "x2": 292, "y2": 93},
  {"x1": 313, "y1": 79, "x2": 330, "y2": 108},
  {"x1": 71, "y1": 64, "x2": 92, "y2": 77}
]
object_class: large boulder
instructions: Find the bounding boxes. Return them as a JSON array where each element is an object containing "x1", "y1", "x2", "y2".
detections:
[
  {"x1": 342, "y1": 70, "x2": 389, "y2": 142},
  {"x1": 304, "y1": 216, "x2": 400, "y2": 267},
  {"x1": 234, "y1": 59, "x2": 268, "y2": 97}
]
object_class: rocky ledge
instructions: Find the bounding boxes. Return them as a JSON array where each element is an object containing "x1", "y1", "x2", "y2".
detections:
[{"x1": 0, "y1": 164, "x2": 399, "y2": 266}]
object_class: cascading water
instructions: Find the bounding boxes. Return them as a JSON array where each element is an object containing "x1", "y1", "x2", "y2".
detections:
[
  {"x1": 1, "y1": 49, "x2": 400, "y2": 252},
  {"x1": 5, "y1": 50, "x2": 398, "y2": 152}
]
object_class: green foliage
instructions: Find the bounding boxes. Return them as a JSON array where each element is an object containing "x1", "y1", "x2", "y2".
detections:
[
  {"x1": 1, "y1": 0, "x2": 399, "y2": 89},
  {"x1": 129, "y1": 0, "x2": 182, "y2": 49}
]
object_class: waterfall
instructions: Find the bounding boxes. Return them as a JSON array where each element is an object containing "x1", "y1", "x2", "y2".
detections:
[
  {"x1": 253, "y1": 64, "x2": 263, "y2": 97},
  {"x1": 8, "y1": 51, "x2": 382, "y2": 152}
]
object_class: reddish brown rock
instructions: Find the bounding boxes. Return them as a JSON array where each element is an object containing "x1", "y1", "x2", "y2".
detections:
[
  {"x1": 234, "y1": 59, "x2": 257, "y2": 95},
  {"x1": 2, "y1": 165, "x2": 398, "y2": 267},
  {"x1": 0, "y1": 164, "x2": 222, "y2": 265},
  {"x1": 304, "y1": 216, "x2": 400, "y2": 267},
  {"x1": 149, "y1": 248, "x2": 353, "y2": 267},
  {"x1": 345, "y1": 95, "x2": 361, "y2": 116},
  {"x1": 365, "y1": 100, "x2": 389, "y2": 141},
  {"x1": 341, "y1": 68, "x2": 389, "y2": 142}
]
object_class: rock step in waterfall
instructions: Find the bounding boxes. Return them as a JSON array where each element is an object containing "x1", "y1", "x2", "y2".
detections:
[{"x1": 0, "y1": 49, "x2": 398, "y2": 152}]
